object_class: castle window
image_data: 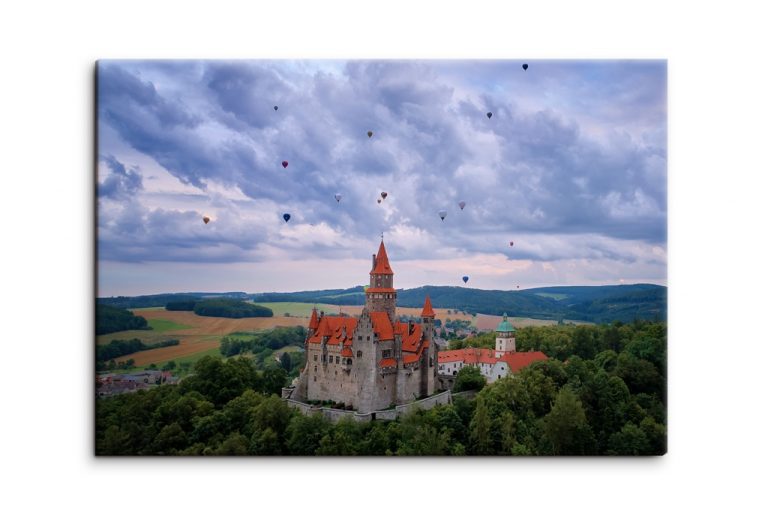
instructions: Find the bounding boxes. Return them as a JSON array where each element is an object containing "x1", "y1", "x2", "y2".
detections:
[
  {"x1": 322, "y1": 355, "x2": 326, "y2": 363},
  {"x1": 382, "y1": 349, "x2": 392, "y2": 358},
  {"x1": 314, "y1": 366, "x2": 317, "y2": 372},
  {"x1": 357, "y1": 350, "x2": 362, "y2": 358},
  {"x1": 366, "y1": 336, "x2": 370, "y2": 341},
  {"x1": 335, "y1": 356, "x2": 340, "y2": 364},
  {"x1": 358, "y1": 336, "x2": 362, "y2": 341},
  {"x1": 314, "y1": 354, "x2": 318, "y2": 361}
]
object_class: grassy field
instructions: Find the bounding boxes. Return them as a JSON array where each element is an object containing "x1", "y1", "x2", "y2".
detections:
[
  {"x1": 250, "y1": 302, "x2": 343, "y2": 317},
  {"x1": 146, "y1": 318, "x2": 193, "y2": 332},
  {"x1": 104, "y1": 309, "x2": 306, "y2": 367},
  {"x1": 533, "y1": 293, "x2": 569, "y2": 300},
  {"x1": 100, "y1": 302, "x2": 589, "y2": 369}
]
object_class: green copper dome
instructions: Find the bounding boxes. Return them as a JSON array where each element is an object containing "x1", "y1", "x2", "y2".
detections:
[{"x1": 496, "y1": 313, "x2": 516, "y2": 333}]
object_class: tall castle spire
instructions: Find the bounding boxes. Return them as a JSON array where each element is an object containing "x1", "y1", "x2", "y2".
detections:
[{"x1": 365, "y1": 240, "x2": 397, "y2": 321}]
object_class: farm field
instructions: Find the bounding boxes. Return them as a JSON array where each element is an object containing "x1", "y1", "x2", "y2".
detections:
[
  {"x1": 98, "y1": 303, "x2": 587, "y2": 369},
  {"x1": 475, "y1": 313, "x2": 593, "y2": 331},
  {"x1": 103, "y1": 308, "x2": 307, "y2": 367}
]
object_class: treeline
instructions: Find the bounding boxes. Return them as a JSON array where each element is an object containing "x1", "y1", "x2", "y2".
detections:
[
  {"x1": 97, "y1": 304, "x2": 150, "y2": 335},
  {"x1": 220, "y1": 326, "x2": 306, "y2": 357},
  {"x1": 177, "y1": 299, "x2": 273, "y2": 318},
  {"x1": 97, "y1": 338, "x2": 180, "y2": 362},
  {"x1": 220, "y1": 326, "x2": 306, "y2": 378},
  {"x1": 98, "y1": 292, "x2": 248, "y2": 309},
  {"x1": 96, "y1": 321, "x2": 665, "y2": 455},
  {"x1": 251, "y1": 284, "x2": 667, "y2": 323}
]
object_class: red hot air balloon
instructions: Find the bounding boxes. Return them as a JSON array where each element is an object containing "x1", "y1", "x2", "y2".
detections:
[{"x1": 282, "y1": 161, "x2": 288, "y2": 169}]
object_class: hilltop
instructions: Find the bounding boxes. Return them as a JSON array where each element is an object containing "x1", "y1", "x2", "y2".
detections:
[{"x1": 99, "y1": 284, "x2": 666, "y2": 324}]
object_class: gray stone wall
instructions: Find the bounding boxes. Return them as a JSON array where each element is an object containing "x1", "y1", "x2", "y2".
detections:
[{"x1": 285, "y1": 390, "x2": 454, "y2": 423}]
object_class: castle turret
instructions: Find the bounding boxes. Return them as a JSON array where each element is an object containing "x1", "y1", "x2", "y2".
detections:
[
  {"x1": 365, "y1": 240, "x2": 397, "y2": 322},
  {"x1": 420, "y1": 294, "x2": 435, "y2": 343},
  {"x1": 495, "y1": 313, "x2": 516, "y2": 356}
]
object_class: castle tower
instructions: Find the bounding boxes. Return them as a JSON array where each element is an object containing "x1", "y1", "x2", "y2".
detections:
[
  {"x1": 420, "y1": 294, "x2": 435, "y2": 343},
  {"x1": 420, "y1": 294, "x2": 437, "y2": 395},
  {"x1": 495, "y1": 313, "x2": 517, "y2": 357},
  {"x1": 365, "y1": 240, "x2": 397, "y2": 322}
]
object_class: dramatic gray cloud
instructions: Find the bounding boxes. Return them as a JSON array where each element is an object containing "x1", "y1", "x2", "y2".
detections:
[{"x1": 97, "y1": 60, "x2": 666, "y2": 294}]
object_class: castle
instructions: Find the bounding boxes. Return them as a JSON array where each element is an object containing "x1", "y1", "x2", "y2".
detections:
[{"x1": 289, "y1": 241, "x2": 438, "y2": 414}]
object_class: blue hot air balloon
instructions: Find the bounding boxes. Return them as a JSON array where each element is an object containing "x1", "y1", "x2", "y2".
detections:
[
  {"x1": 283, "y1": 213, "x2": 291, "y2": 223},
  {"x1": 462, "y1": 276, "x2": 469, "y2": 284}
]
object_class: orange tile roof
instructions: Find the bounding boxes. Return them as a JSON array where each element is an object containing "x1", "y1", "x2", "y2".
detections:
[
  {"x1": 503, "y1": 351, "x2": 548, "y2": 372},
  {"x1": 341, "y1": 347, "x2": 353, "y2": 357},
  {"x1": 307, "y1": 316, "x2": 358, "y2": 346},
  {"x1": 379, "y1": 358, "x2": 396, "y2": 368},
  {"x1": 420, "y1": 295, "x2": 435, "y2": 318},
  {"x1": 402, "y1": 353, "x2": 420, "y2": 364},
  {"x1": 438, "y1": 348, "x2": 547, "y2": 373},
  {"x1": 308, "y1": 308, "x2": 319, "y2": 330},
  {"x1": 395, "y1": 321, "x2": 423, "y2": 352},
  {"x1": 370, "y1": 241, "x2": 394, "y2": 275},
  {"x1": 370, "y1": 311, "x2": 394, "y2": 340},
  {"x1": 364, "y1": 287, "x2": 396, "y2": 293}
]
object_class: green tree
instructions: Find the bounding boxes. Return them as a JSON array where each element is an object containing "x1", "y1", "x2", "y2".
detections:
[
  {"x1": 280, "y1": 352, "x2": 292, "y2": 372},
  {"x1": 453, "y1": 366, "x2": 486, "y2": 392},
  {"x1": 285, "y1": 413, "x2": 330, "y2": 455},
  {"x1": 469, "y1": 397, "x2": 493, "y2": 455},
  {"x1": 542, "y1": 387, "x2": 593, "y2": 455},
  {"x1": 607, "y1": 422, "x2": 650, "y2": 455}
]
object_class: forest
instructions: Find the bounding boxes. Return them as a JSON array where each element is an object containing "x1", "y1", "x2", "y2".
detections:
[
  {"x1": 192, "y1": 299, "x2": 273, "y2": 318},
  {"x1": 96, "y1": 304, "x2": 150, "y2": 335},
  {"x1": 95, "y1": 320, "x2": 665, "y2": 456}
]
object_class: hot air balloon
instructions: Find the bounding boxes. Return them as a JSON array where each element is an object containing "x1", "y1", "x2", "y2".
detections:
[
  {"x1": 281, "y1": 161, "x2": 288, "y2": 169},
  {"x1": 381, "y1": 192, "x2": 388, "y2": 200},
  {"x1": 458, "y1": 201, "x2": 466, "y2": 210},
  {"x1": 377, "y1": 199, "x2": 382, "y2": 204},
  {"x1": 274, "y1": 105, "x2": 278, "y2": 111},
  {"x1": 486, "y1": 112, "x2": 492, "y2": 119},
  {"x1": 509, "y1": 241, "x2": 514, "y2": 247},
  {"x1": 438, "y1": 209, "x2": 447, "y2": 221},
  {"x1": 462, "y1": 276, "x2": 469, "y2": 284},
  {"x1": 283, "y1": 213, "x2": 291, "y2": 222},
  {"x1": 516, "y1": 285, "x2": 520, "y2": 289},
  {"x1": 202, "y1": 216, "x2": 210, "y2": 225},
  {"x1": 522, "y1": 63, "x2": 528, "y2": 71},
  {"x1": 334, "y1": 193, "x2": 342, "y2": 203},
  {"x1": 367, "y1": 131, "x2": 373, "y2": 138}
]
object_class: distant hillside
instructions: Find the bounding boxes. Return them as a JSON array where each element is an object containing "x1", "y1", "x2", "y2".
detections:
[
  {"x1": 249, "y1": 284, "x2": 666, "y2": 324},
  {"x1": 98, "y1": 285, "x2": 665, "y2": 324},
  {"x1": 98, "y1": 292, "x2": 250, "y2": 309}
]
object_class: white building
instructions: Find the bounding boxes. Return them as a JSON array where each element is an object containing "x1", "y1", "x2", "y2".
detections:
[{"x1": 438, "y1": 314, "x2": 548, "y2": 382}]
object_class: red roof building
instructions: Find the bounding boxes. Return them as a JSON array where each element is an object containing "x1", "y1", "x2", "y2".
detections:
[{"x1": 438, "y1": 315, "x2": 547, "y2": 383}]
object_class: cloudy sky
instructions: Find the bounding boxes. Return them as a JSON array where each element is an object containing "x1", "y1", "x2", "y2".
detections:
[{"x1": 97, "y1": 60, "x2": 666, "y2": 296}]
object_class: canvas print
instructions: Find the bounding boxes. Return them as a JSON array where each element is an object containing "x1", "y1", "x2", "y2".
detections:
[{"x1": 96, "y1": 60, "x2": 667, "y2": 455}]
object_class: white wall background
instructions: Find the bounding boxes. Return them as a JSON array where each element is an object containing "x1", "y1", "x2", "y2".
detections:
[{"x1": 1, "y1": 1, "x2": 767, "y2": 511}]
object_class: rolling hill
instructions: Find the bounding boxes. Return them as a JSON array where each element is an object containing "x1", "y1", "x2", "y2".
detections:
[{"x1": 99, "y1": 284, "x2": 666, "y2": 324}]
